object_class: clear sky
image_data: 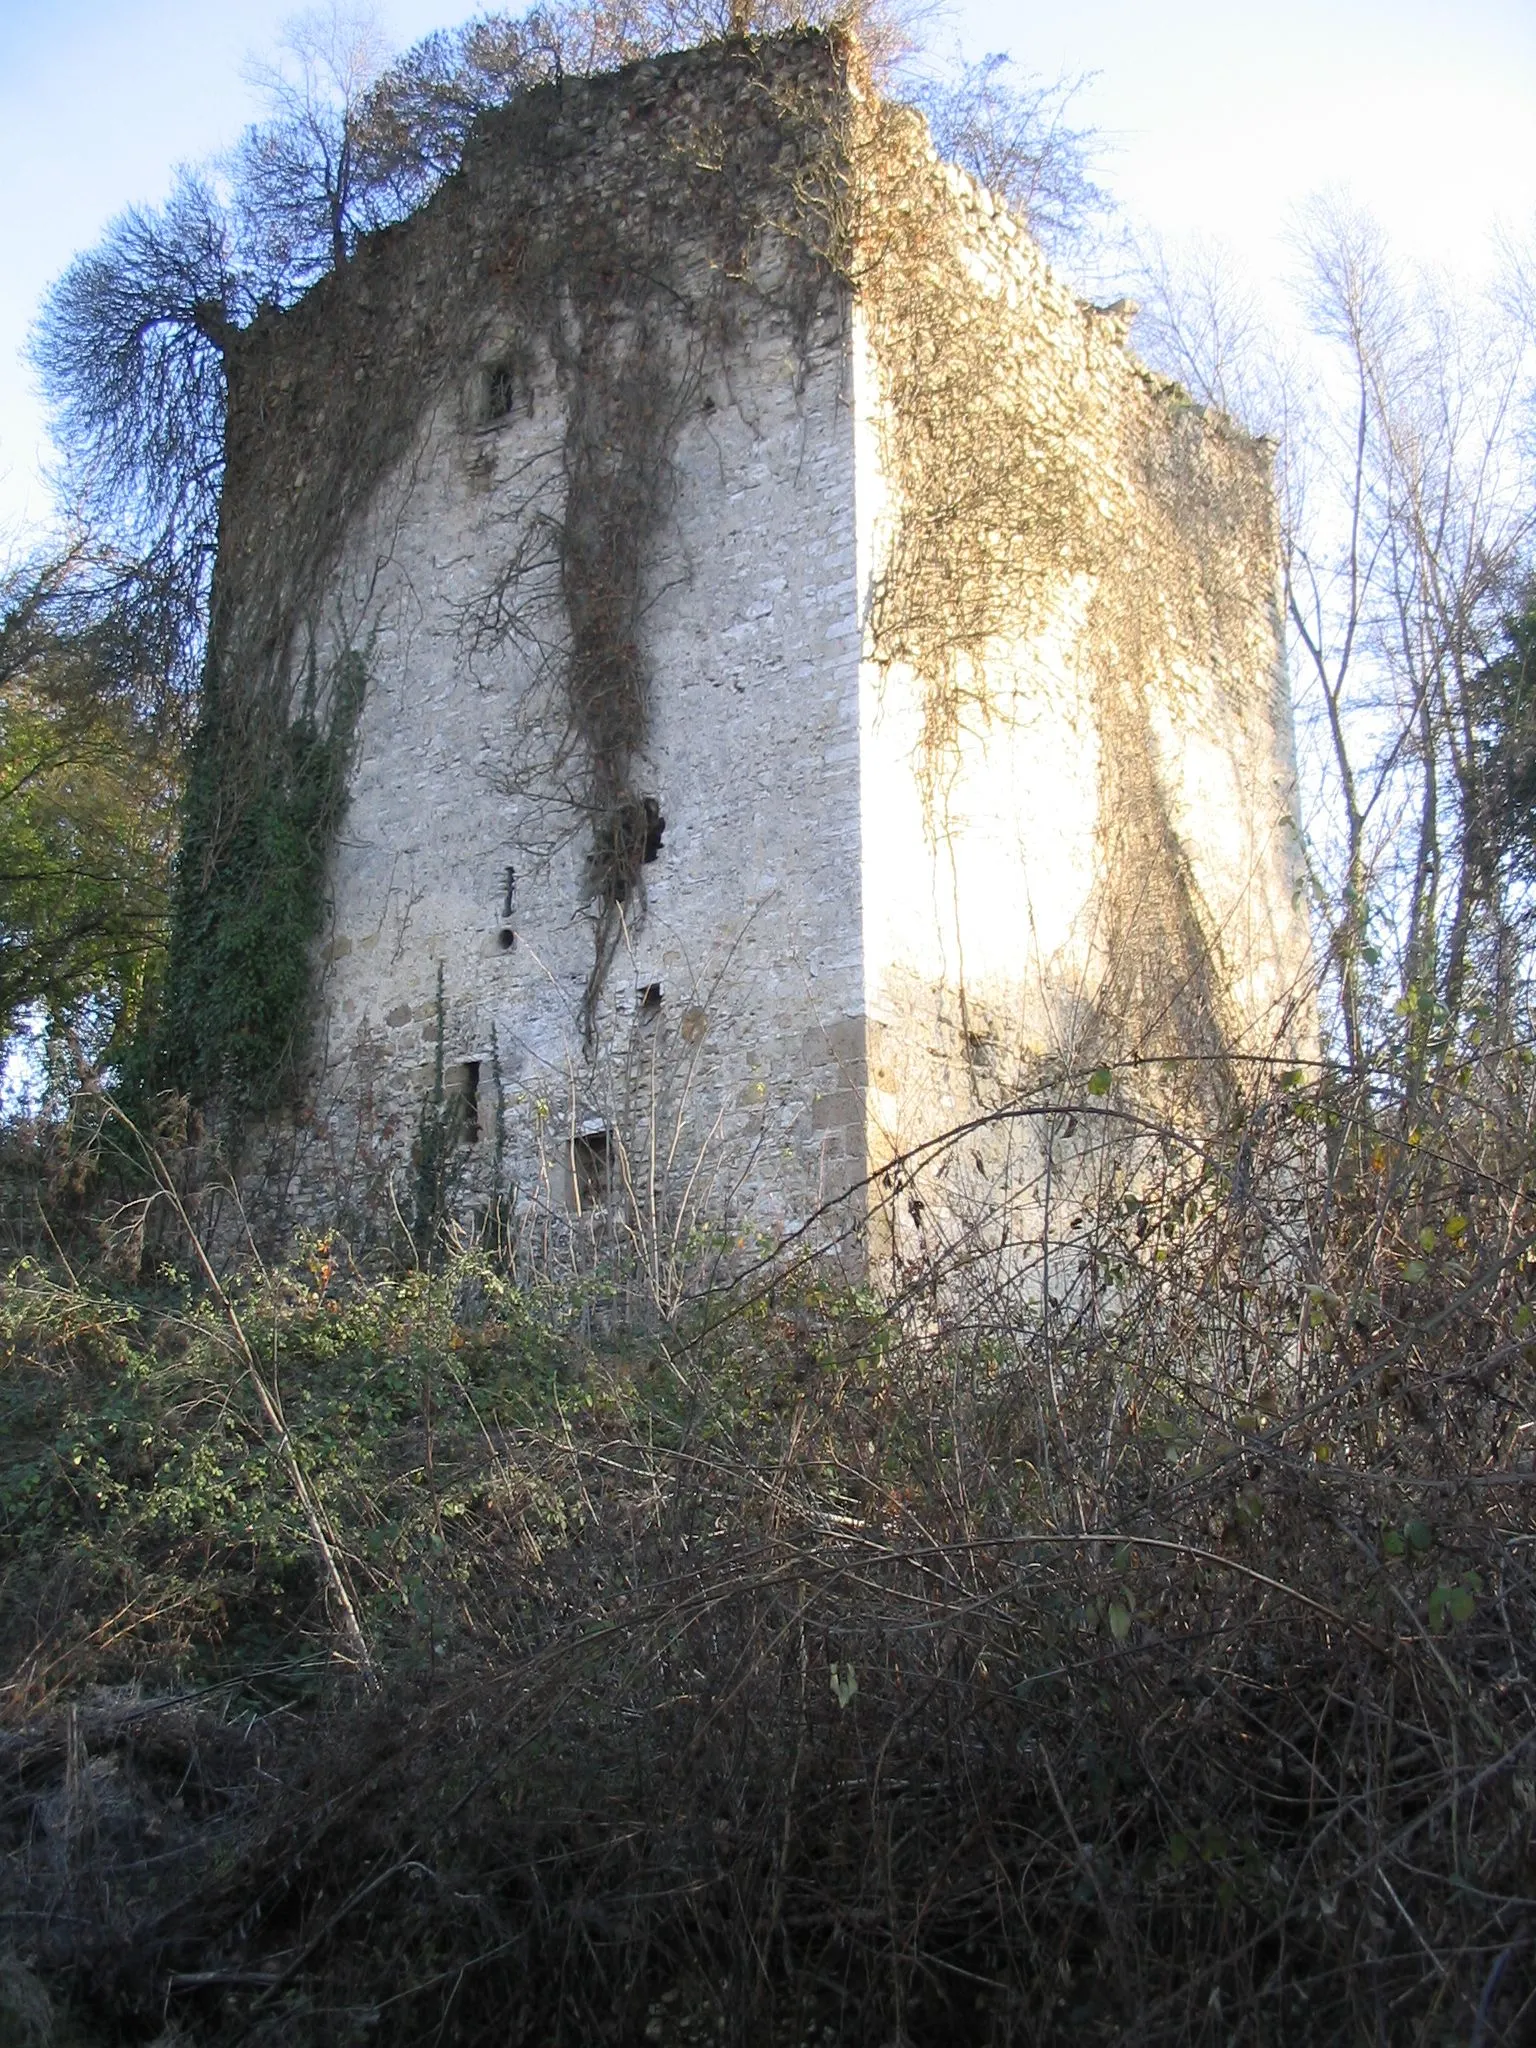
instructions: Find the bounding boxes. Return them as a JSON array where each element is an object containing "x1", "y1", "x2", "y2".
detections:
[{"x1": 2, "y1": 0, "x2": 1534, "y2": 546}]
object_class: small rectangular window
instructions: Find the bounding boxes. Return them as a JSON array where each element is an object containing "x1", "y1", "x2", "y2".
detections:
[
  {"x1": 483, "y1": 346, "x2": 534, "y2": 425},
  {"x1": 487, "y1": 363, "x2": 519, "y2": 420},
  {"x1": 637, "y1": 982, "x2": 663, "y2": 1019},
  {"x1": 572, "y1": 1124, "x2": 612, "y2": 1208}
]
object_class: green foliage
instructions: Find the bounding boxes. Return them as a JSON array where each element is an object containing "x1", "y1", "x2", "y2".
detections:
[
  {"x1": 0, "y1": 1246, "x2": 576, "y2": 1689},
  {"x1": 145, "y1": 651, "x2": 365, "y2": 1124},
  {"x1": 1469, "y1": 584, "x2": 1536, "y2": 885},
  {"x1": 0, "y1": 569, "x2": 178, "y2": 1069},
  {"x1": 1428, "y1": 1572, "x2": 1480, "y2": 1631}
]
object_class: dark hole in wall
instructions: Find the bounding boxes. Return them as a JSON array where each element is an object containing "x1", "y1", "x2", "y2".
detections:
[
  {"x1": 485, "y1": 361, "x2": 528, "y2": 422},
  {"x1": 498, "y1": 928, "x2": 516, "y2": 951},
  {"x1": 638, "y1": 982, "x2": 662, "y2": 1018},
  {"x1": 590, "y1": 797, "x2": 665, "y2": 905},
  {"x1": 641, "y1": 797, "x2": 664, "y2": 864},
  {"x1": 486, "y1": 365, "x2": 516, "y2": 419},
  {"x1": 457, "y1": 1061, "x2": 481, "y2": 1144},
  {"x1": 572, "y1": 1125, "x2": 612, "y2": 1207},
  {"x1": 965, "y1": 1030, "x2": 996, "y2": 1073}
]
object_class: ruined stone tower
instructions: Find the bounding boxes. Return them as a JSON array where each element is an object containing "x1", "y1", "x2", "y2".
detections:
[{"x1": 197, "y1": 30, "x2": 1313, "y2": 1268}]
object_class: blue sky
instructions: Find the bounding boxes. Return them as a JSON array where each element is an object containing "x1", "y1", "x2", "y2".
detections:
[{"x1": 2, "y1": 0, "x2": 1534, "y2": 543}]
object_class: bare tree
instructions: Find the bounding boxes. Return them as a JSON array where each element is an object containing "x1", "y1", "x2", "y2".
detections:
[
  {"x1": 1131, "y1": 232, "x2": 1277, "y2": 426},
  {"x1": 231, "y1": 4, "x2": 396, "y2": 292},
  {"x1": 914, "y1": 53, "x2": 1110, "y2": 264},
  {"x1": 1134, "y1": 202, "x2": 1536, "y2": 1088},
  {"x1": 29, "y1": 173, "x2": 247, "y2": 715}
]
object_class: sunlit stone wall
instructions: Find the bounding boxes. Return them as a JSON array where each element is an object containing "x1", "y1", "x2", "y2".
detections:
[{"x1": 210, "y1": 35, "x2": 1311, "y2": 1269}]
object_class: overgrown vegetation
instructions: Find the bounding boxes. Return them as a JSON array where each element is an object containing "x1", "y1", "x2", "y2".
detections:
[
  {"x1": 2, "y1": 1062, "x2": 1535, "y2": 2044},
  {"x1": 4, "y1": 10, "x2": 1535, "y2": 2045},
  {"x1": 1133, "y1": 204, "x2": 1536, "y2": 1100},
  {"x1": 141, "y1": 649, "x2": 366, "y2": 1125}
]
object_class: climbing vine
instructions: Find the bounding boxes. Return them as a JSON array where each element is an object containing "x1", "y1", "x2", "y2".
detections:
[
  {"x1": 847, "y1": 92, "x2": 1279, "y2": 1106},
  {"x1": 148, "y1": 650, "x2": 365, "y2": 1126}
]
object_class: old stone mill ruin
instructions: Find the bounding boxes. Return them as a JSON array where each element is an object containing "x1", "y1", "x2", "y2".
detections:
[{"x1": 181, "y1": 28, "x2": 1313, "y2": 1272}]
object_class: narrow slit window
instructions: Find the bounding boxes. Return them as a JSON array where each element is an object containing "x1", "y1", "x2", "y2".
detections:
[
  {"x1": 455, "y1": 1060, "x2": 481, "y2": 1143},
  {"x1": 641, "y1": 797, "x2": 665, "y2": 864},
  {"x1": 502, "y1": 865, "x2": 516, "y2": 917}
]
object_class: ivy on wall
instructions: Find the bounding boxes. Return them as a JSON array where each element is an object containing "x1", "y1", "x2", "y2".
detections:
[{"x1": 145, "y1": 651, "x2": 366, "y2": 1127}]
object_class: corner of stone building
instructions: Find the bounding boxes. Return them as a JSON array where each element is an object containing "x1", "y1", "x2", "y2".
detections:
[
  {"x1": 842, "y1": 90, "x2": 1316, "y2": 1286},
  {"x1": 191, "y1": 30, "x2": 1315, "y2": 1291}
]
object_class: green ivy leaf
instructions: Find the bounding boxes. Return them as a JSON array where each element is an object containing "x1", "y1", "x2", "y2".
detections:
[
  {"x1": 1108, "y1": 1600, "x2": 1132, "y2": 1642},
  {"x1": 1428, "y1": 1579, "x2": 1474, "y2": 1632},
  {"x1": 1087, "y1": 1067, "x2": 1113, "y2": 1097}
]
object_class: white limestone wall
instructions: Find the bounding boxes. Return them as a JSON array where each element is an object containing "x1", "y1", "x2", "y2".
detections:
[
  {"x1": 297, "y1": 285, "x2": 869, "y2": 1248},
  {"x1": 851, "y1": 297, "x2": 1102, "y2": 1130},
  {"x1": 1139, "y1": 621, "x2": 1312, "y2": 1057},
  {"x1": 847, "y1": 154, "x2": 1315, "y2": 1272}
]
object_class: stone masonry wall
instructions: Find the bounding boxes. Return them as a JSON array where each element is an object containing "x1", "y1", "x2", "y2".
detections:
[
  {"x1": 200, "y1": 33, "x2": 1313, "y2": 1279},
  {"x1": 847, "y1": 113, "x2": 1313, "y2": 1279},
  {"x1": 210, "y1": 36, "x2": 873, "y2": 1261},
  {"x1": 297, "y1": 284, "x2": 868, "y2": 1255}
]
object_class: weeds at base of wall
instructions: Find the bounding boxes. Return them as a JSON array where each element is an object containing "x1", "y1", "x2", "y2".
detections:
[
  {"x1": 1, "y1": 1067, "x2": 1534, "y2": 2044},
  {"x1": 375, "y1": 938, "x2": 800, "y2": 1322}
]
